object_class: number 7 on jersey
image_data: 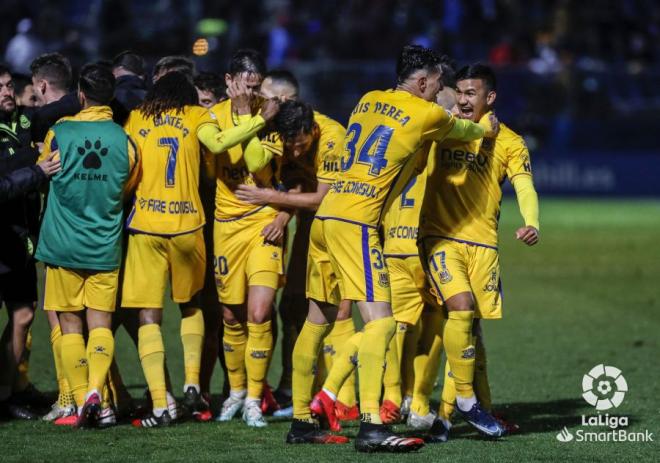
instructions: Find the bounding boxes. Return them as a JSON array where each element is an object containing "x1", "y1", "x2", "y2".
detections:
[{"x1": 159, "y1": 137, "x2": 180, "y2": 188}]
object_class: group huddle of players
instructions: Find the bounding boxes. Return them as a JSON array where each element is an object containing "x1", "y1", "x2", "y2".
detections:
[{"x1": 0, "y1": 44, "x2": 539, "y2": 453}]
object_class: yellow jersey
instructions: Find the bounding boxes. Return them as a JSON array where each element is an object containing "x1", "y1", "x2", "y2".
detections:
[
  {"x1": 124, "y1": 105, "x2": 216, "y2": 235},
  {"x1": 419, "y1": 121, "x2": 532, "y2": 248},
  {"x1": 382, "y1": 163, "x2": 427, "y2": 257},
  {"x1": 279, "y1": 111, "x2": 344, "y2": 192},
  {"x1": 209, "y1": 99, "x2": 283, "y2": 220},
  {"x1": 316, "y1": 89, "x2": 460, "y2": 227}
]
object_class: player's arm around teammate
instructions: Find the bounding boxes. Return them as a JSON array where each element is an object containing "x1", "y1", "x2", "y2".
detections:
[{"x1": 36, "y1": 64, "x2": 138, "y2": 428}]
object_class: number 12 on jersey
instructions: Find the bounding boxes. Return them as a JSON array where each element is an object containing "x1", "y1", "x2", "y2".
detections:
[
  {"x1": 159, "y1": 137, "x2": 180, "y2": 188},
  {"x1": 342, "y1": 123, "x2": 393, "y2": 176}
]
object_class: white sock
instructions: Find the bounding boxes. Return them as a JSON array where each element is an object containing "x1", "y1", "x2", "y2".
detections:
[
  {"x1": 456, "y1": 395, "x2": 477, "y2": 412},
  {"x1": 229, "y1": 389, "x2": 247, "y2": 400},
  {"x1": 322, "y1": 388, "x2": 337, "y2": 402},
  {"x1": 153, "y1": 407, "x2": 167, "y2": 417}
]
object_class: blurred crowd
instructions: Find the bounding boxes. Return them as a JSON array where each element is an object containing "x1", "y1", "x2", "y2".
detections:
[{"x1": 2, "y1": 0, "x2": 659, "y2": 150}]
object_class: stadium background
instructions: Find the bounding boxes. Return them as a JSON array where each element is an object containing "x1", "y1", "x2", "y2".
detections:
[{"x1": 1, "y1": 1, "x2": 658, "y2": 461}]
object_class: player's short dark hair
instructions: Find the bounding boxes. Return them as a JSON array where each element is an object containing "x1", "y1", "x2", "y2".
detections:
[
  {"x1": 396, "y1": 45, "x2": 442, "y2": 84},
  {"x1": 228, "y1": 49, "x2": 266, "y2": 77},
  {"x1": 30, "y1": 53, "x2": 72, "y2": 91},
  {"x1": 274, "y1": 100, "x2": 315, "y2": 140},
  {"x1": 139, "y1": 71, "x2": 197, "y2": 118},
  {"x1": 112, "y1": 50, "x2": 145, "y2": 77},
  {"x1": 153, "y1": 55, "x2": 195, "y2": 80},
  {"x1": 265, "y1": 69, "x2": 299, "y2": 93},
  {"x1": 456, "y1": 63, "x2": 497, "y2": 92},
  {"x1": 439, "y1": 55, "x2": 457, "y2": 88},
  {"x1": 0, "y1": 63, "x2": 11, "y2": 77},
  {"x1": 193, "y1": 72, "x2": 225, "y2": 99},
  {"x1": 78, "y1": 63, "x2": 115, "y2": 105},
  {"x1": 12, "y1": 73, "x2": 31, "y2": 96}
]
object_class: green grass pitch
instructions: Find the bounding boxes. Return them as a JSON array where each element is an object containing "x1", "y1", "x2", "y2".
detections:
[{"x1": 1, "y1": 199, "x2": 658, "y2": 462}]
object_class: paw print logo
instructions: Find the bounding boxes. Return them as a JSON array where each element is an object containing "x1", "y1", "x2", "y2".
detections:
[{"x1": 78, "y1": 139, "x2": 108, "y2": 169}]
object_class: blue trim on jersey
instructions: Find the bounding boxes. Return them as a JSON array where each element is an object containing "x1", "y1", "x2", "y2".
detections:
[
  {"x1": 214, "y1": 205, "x2": 268, "y2": 223},
  {"x1": 423, "y1": 235, "x2": 498, "y2": 251},
  {"x1": 420, "y1": 239, "x2": 445, "y2": 304},
  {"x1": 127, "y1": 223, "x2": 204, "y2": 237},
  {"x1": 361, "y1": 225, "x2": 374, "y2": 302},
  {"x1": 314, "y1": 216, "x2": 377, "y2": 229},
  {"x1": 498, "y1": 277, "x2": 504, "y2": 303},
  {"x1": 124, "y1": 203, "x2": 136, "y2": 229}
]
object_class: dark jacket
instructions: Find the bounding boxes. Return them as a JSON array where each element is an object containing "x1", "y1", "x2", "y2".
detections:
[
  {"x1": 0, "y1": 107, "x2": 42, "y2": 275},
  {"x1": 30, "y1": 92, "x2": 82, "y2": 143},
  {"x1": 111, "y1": 74, "x2": 148, "y2": 125},
  {"x1": 0, "y1": 164, "x2": 45, "y2": 204}
]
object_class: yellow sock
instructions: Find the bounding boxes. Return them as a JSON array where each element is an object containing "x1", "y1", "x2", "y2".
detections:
[
  {"x1": 357, "y1": 316, "x2": 396, "y2": 424},
  {"x1": 292, "y1": 320, "x2": 330, "y2": 421},
  {"x1": 102, "y1": 382, "x2": 111, "y2": 409},
  {"x1": 51, "y1": 325, "x2": 71, "y2": 406},
  {"x1": 223, "y1": 321, "x2": 247, "y2": 392},
  {"x1": 323, "y1": 331, "x2": 362, "y2": 397},
  {"x1": 181, "y1": 307, "x2": 204, "y2": 387},
  {"x1": 401, "y1": 321, "x2": 420, "y2": 398},
  {"x1": 324, "y1": 318, "x2": 357, "y2": 406},
  {"x1": 246, "y1": 321, "x2": 273, "y2": 399},
  {"x1": 439, "y1": 360, "x2": 455, "y2": 420},
  {"x1": 474, "y1": 333, "x2": 491, "y2": 411},
  {"x1": 443, "y1": 310, "x2": 475, "y2": 398},
  {"x1": 382, "y1": 331, "x2": 402, "y2": 405},
  {"x1": 60, "y1": 333, "x2": 88, "y2": 407},
  {"x1": 411, "y1": 310, "x2": 444, "y2": 416},
  {"x1": 138, "y1": 324, "x2": 167, "y2": 410},
  {"x1": 87, "y1": 327, "x2": 114, "y2": 393},
  {"x1": 15, "y1": 329, "x2": 31, "y2": 391}
]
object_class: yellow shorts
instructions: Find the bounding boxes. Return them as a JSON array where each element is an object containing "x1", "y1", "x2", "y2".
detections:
[
  {"x1": 385, "y1": 255, "x2": 437, "y2": 325},
  {"x1": 213, "y1": 211, "x2": 284, "y2": 305},
  {"x1": 306, "y1": 218, "x2": 390, "y2": 305},
  {"x1": 44, "y1": 266, "x2": 119, "y2": 312},
  {"x1": 121, "y1": 229, "x2": 205, "y2": 308},
  {"x1": 419, "y1": 237, "x2": 502, "y2": 319}
]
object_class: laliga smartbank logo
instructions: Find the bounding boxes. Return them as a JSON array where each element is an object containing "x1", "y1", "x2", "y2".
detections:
[
  {"x1": 581, "y1": 364, "x2": 627, "y2": 410},
  {"x1": 556, "y1": 364, "x2": 653, "y2": 444}
]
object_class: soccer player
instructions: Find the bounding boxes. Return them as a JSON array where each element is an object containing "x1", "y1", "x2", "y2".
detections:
[
  {"x1": 210, "y1": 49, "x2": 287, "y2": 428},
  {"x1": 306, "y1": 58, "x2": 460, "y2": 431},
  {"x1": 194, "y1": 72, "x2": 226, "y2": 109},
  {"x1": 287, "y1": 45, "x2": 494, "y2": 452},
  {"x1": 152, "y1": 55, "x2": 195, "y2": 83},
  {"x1": 36, "y1": 63, "x2": 139, "y2": 428},
  {"x1": 122, "y1": 70, "x2": 275, "y2": 428},
  {"x1": 419, "y1": 63, "x2": 539, "y2": 441},
  {"x1": 28, "y1": 54, "x2": 84, "y2": 421},
  {"x1": 235, "y1": 99, "x2": 358, "y2": 421},
  {"x1": 259, "y1": 70, "x2": 299, "y2": 101},
  {"x1": 30, "y1": 53, "x2": 81, "y2": 142}
]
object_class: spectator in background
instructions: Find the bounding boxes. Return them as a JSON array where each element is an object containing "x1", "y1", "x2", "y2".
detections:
[
  {"x1": 194, "y1": 72, "x2": 226, "y2": 108},
  {"x1": 30, "y1": 53, "x2": 81, "y2": 143},
  {"x1": 12, "y1": 74, "x2": 40, "y2": 108},
  {"x1": 4, "y1": 19, "x2": 46, "y2": 75},
  {"x1": 111, "y1": 51, "x2": 147, "y2": 125}
]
